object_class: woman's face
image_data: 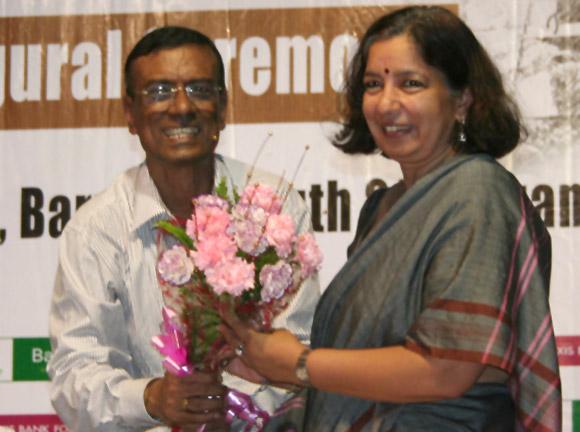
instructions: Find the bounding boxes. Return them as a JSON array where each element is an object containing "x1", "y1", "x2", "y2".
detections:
[{"x1": 362, "y1": 34, "x2": 471, "y2": 168}]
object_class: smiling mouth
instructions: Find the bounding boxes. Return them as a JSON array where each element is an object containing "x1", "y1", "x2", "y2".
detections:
[{"x1": 164, "y1": 127, "x2": 201, "y2": 139}]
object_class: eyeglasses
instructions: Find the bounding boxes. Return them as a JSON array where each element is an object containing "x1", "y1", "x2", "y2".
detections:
[{"x1": 138, "y1": 81, "x2": 223, "y2": 106}]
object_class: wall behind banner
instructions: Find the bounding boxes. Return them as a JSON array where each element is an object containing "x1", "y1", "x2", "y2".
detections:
[{"x1": 0, "y1": 0, "x2": 579, "y2": 430}]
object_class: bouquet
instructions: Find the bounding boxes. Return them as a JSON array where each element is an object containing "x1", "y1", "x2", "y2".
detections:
[{"x1": 151, "y1": 176, "x2": 322, "y2": 428}]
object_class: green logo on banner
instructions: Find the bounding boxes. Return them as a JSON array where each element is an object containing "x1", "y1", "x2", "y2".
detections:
[
  {"x1": 13, "y1": 338, "x2": 51, "y2": 381},
  {"x1": 574, "y1": 400, "x2": 580, "y2": 432}
]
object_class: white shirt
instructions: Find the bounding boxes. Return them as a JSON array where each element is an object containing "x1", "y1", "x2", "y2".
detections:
[{"x1": 47, "y1": 154, "x2": 320, "y2": 431}]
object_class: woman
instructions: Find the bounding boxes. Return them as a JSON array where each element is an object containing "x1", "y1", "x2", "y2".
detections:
[{"x1": 220, "y1": 6, "x2": 561, "y2": 431}]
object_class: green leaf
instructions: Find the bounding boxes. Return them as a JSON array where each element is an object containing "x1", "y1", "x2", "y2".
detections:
[
  {"x1": 215, "y1": 177, "x2": 229, "y2": 201},
  {"x1": 232, "y1": 185, "x2": 241, "y2": 203},
  {"x1": 255, "y1": 247, "x2": 279, "y2": 269},
  {"x1": 155, "y1": 220, "x2": 194, "y2": 249}
]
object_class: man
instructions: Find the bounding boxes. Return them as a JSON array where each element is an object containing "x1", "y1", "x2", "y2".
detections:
[{"x1": 47, "y1": 26, "x2": 319, "y2": 431}]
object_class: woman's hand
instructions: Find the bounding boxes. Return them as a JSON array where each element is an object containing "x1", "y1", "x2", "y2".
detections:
[{"x1": 219, "y1": 309, "x2": 306, "y2": 385}]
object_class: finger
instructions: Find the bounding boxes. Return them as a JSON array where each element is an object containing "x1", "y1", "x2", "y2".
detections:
[
  {"x1": 219, "y1": 323, "x2": 243, "y2": 349},
  {"x1": 183, "y1": 383, "x2": 227, "y2": 399},
  {"x1": 182, "y1": 419, "x2": 228, "y2": 432},
  {"x1": 180, "y1": 370, "x2": 221, "y2": 384},
  {"x1": 216, "y1": 344, "x2": 236, "y2": 361},
  {"x1": 219, "y1": 307, "x2": 245, "y2": 334},
  {"x1": 225, "y1": 357, "x2": 268, "y2": 384},
  {"x1": 180, "y1": 410, "x2": 224, "y2": 426},
  {"x1": 182, "y1": 396, "x2": 225, "y2": 413}
]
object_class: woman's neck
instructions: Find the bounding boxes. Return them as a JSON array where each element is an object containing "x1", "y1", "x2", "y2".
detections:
[{"x1": 399, "y1": 147, "x2": 456, "y2": 190}]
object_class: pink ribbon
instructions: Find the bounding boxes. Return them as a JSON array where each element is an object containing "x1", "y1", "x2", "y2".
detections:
[
  {"x1": 152, "y1": 306, "x2": 274, "y2": 431},
  {"x1": 226, "y1": 388, "x2": 270, "y2": 431},
  {"x1": 151, "y1": 306, "x2": 194, "y2": 376}
]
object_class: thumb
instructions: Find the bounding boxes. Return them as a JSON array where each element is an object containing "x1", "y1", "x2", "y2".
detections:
[{"x1": 219, "y1": 304, "x2": 245, "y2": 334}]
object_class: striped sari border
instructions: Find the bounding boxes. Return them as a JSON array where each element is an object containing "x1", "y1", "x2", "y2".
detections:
[{"x1": 484, "y1": 192, "x2": 528, "y2": 364}]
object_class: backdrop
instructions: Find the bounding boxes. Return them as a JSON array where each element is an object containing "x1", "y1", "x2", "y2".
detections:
[{"x1": 0, "y1": 0, "x2": 578, "y2": 430}]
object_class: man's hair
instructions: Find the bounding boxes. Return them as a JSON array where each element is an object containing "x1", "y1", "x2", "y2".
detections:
[
  {"x1": 124, "y1": 26, "x2": 226, "y2": 97},
  {"x1": 334, "y1": 6, "x2": 525, "y2": 158}
]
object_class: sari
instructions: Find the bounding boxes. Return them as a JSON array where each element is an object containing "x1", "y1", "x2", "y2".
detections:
[{"x1": 304, "y1": 154, "x2": 561, "y2": 431}]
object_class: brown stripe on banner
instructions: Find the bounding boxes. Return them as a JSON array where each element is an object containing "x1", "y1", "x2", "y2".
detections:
[{"x1": 0, "y1": 4, "x2": 457, "y2": 129}]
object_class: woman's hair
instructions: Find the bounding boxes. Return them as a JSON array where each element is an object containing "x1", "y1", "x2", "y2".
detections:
[{"x1": 334, "y1": 6, "x2": 525, "y2": 158}]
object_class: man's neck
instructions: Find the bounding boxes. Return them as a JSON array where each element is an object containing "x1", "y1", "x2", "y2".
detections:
[{"x1": 147, "y1": 155, "x2": 215, "y2": 219}]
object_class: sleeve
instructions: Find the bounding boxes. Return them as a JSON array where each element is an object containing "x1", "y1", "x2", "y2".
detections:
[
  {"x1": 222, "y1": 186, "x2": 321, "y2": 415},
  {"x1": 47, "y1": 224, "x2": 161, "y2": 431}
]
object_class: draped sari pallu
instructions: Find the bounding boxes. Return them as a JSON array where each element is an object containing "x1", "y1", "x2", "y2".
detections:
[{"x1": 306, "y1": 154, "x2": 561, "y2": 432}]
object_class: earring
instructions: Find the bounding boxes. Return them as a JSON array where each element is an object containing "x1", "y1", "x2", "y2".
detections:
[
  {"x1": 458, "y1": 120, "x2": 467, "y2": 144},
  {"x1": 211, "y1": 134, "x2": 219, "y2": 143}
]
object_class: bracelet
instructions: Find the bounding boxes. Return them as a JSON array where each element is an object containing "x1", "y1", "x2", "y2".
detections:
[{"x1": 294, "y1": 348, "x2": 312, "y2": 386}]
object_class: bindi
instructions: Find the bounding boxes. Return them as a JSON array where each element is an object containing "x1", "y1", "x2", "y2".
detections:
[{"x1": 384, "y1": 68, "x2": 390, "y2": 74}]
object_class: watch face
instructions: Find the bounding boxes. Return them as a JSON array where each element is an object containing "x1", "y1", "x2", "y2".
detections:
[{"x1": 296, "y1": 366, "x2": 309, "y2": 382}]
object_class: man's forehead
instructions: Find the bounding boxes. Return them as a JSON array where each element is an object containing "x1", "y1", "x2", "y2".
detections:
[{"x1": 131, "y1": 44, "x2": 218, "y2": 82}]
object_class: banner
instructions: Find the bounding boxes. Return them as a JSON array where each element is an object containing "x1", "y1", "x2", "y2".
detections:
[{"x1": 0, "y1": 0, "x2": 578, "y2": 430}]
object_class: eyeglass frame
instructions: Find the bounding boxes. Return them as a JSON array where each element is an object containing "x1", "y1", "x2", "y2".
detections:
[{"x1": 136, "y1": 80, "x2": 225, "y2": 107}]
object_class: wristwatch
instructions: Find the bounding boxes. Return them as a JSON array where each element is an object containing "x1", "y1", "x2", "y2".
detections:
[{"x1": 294, "y1": 348, "x2": 312, "y2": 386}]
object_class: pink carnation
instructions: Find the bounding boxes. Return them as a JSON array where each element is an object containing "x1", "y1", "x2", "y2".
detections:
[
  {"x1": 205, "y1": 257, "x2": 255, "y2": 296},
  {"x1": 194, "y1": 195, "x2": 229, "y2": 211},
  {"x1": 186, "y1": 206, "x2": 231, "y2": 241},
  {"x1": 157, "y1": 245, "x2": 194, "y2": 285},
  {"x1": 265, "y1": 214, "x2": 296, "y2": 258},
  {"x1": 240, "y1": 183, "x2": 282, "y2": 214},
  {"x1": 190, "y1": 234, "x2": 237, "y2": 271},
  {"x1": 231, "y1": 205, "x2": 268, "y2": 256},
  {"x1": 295, "y1": 233, "x2": 323, "y2": 278},
  {"x1": 259, "y1": 261, "x2": 293, "y2": 302}
]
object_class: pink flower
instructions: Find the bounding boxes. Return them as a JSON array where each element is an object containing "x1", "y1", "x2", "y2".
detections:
[
  {"x1": 186, "y1": 206, "x2": 231, "y2": 241},
  {"x1": 194, "y1": 195, "x2": 229, "y2": 211},
  {"x1": 240, "y1": 183, "x2": 282, "y2": 214},
  {"x1": 231, "y1": 205, "x2": 268, "y2": 256},
  {"x1": 265, "y1": 214, "x2": 296, "y2": 258},
  {"x1": 295, "y1": 233, "x2": 323, "y2": 278},
  {"x1": 205, "y1": 257, "x2": 255, "y2": 296},
  {"x1": 157, "y1": 245, "x2": 194, "y2": 285},
  {"x1": 190, "y1": 234, "x2": 237, "y2": 271},
  {"x1": 259, "y1": 261, "x2": 293, "y2": 302}
]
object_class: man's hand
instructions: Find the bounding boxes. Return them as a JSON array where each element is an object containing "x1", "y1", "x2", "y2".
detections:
[{"x1": 144, "y1": 371, "x2": 228, "y2": 431}]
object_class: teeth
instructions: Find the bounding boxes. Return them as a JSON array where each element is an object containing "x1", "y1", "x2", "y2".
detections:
[
  {"x1": 165, "y1": 127, "x2": 200, "y2": 137},
  {"x1": 384, "y1": 125, "x2": 408, "y2": 133}
]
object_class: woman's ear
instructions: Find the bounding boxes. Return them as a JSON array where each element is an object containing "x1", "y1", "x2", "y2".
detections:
[{"x1": 455, "y1": 88, "x2": 473, "y2": 121}]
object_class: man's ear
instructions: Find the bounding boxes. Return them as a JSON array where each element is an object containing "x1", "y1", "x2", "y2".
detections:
[
  {"x1": 455, "y1": 88, "x2": 473, "y2": 120},
  {"x1": 217, "y1": 107, "x2": 227, "y2": 131},
  {"x1": 123, "y1": 96, "x2": 137, "y2": 135},
  {"x1": 216, "y1": 90, "x2": 228, "y2": 131}
]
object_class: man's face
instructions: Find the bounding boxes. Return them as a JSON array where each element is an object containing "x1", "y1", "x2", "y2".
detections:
[{"x1": 123, "y1": 44, "x2": 226, "y2": 168}]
